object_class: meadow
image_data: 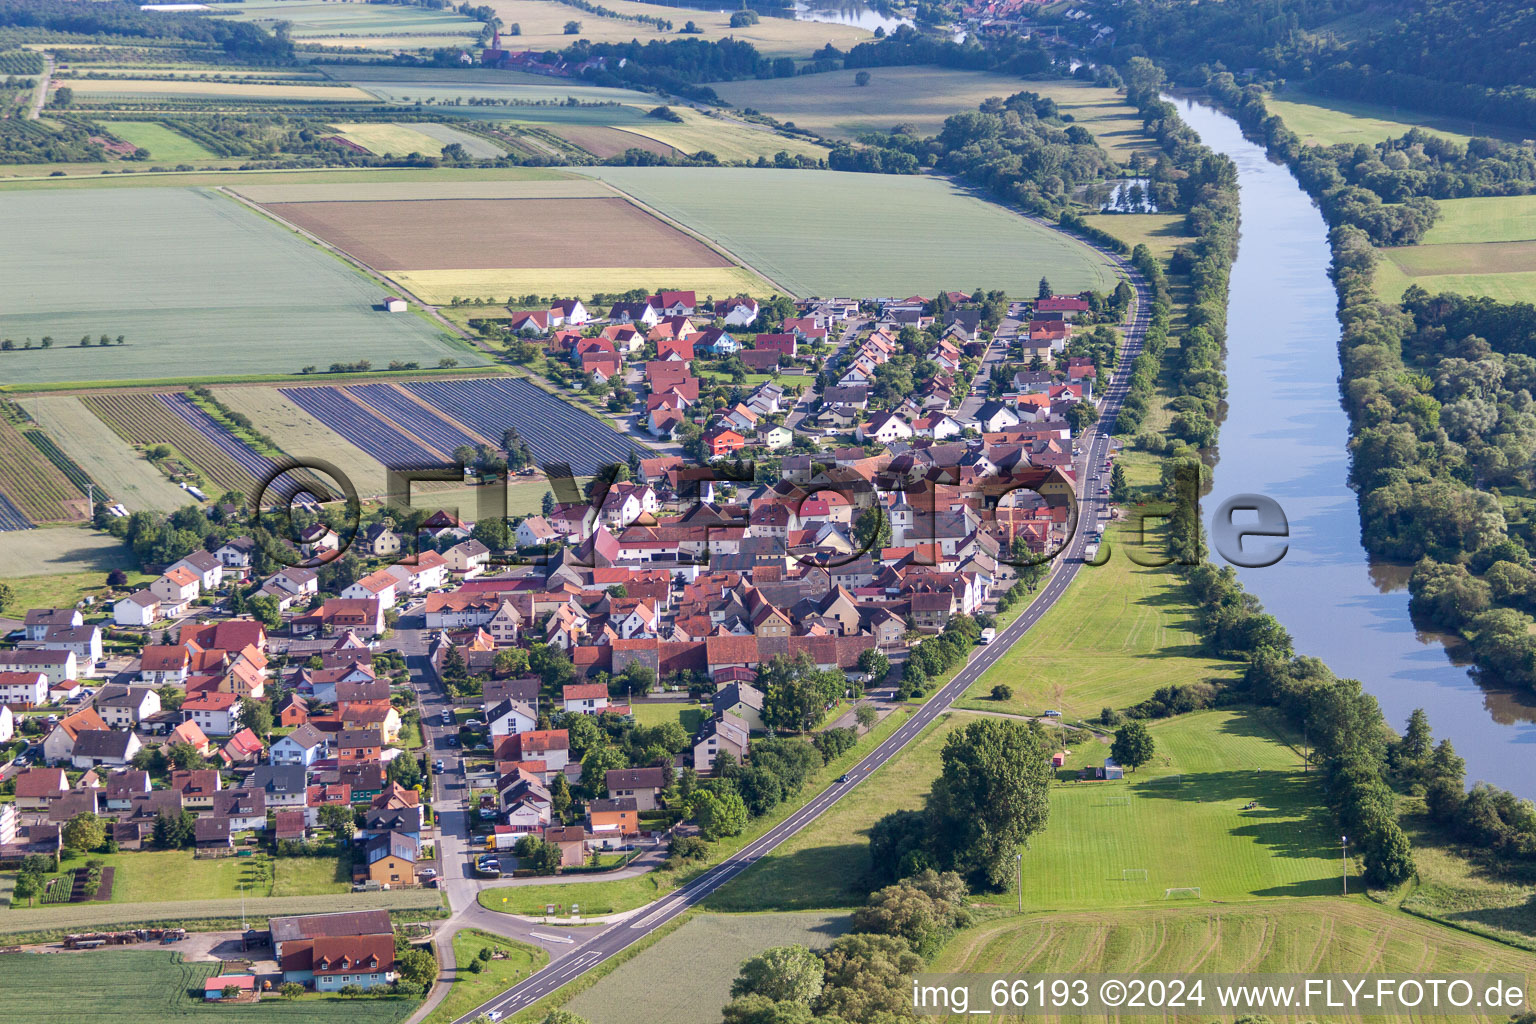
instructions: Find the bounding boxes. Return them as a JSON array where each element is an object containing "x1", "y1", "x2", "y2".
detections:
[
  {"x1": 102, "y1": 120, "x2": 216, "y2": 161},
  {"x1": 933, "y1": 900, "x2": 1535, "y2": 1024},
  {"x1": 479, "y1": 0, "x2": 870, "y2": 57},
  {"x1": 1084, "y1": 211, "x2": 1195, "y2": 261},
  {"x1": 563, "y1": 912, "x2": 851, "y2": 1024},
  {"x1": 712, "y1": 70, "x2": 1157, "y2": 158},
  {"x1": 617, "y1": 108, "x2": 829, "y2": 162},
  {"x1": 0, "y1": 525, "x2": 137, "y2": 581},
  {"x1": 0, "y1": 187, "x2": 480, "y2": 384},
  {"x1": 10, "y1": 849, "x2": 348, "y2": 908},
  {"x1": 1265, "y1": 90, "x2": 1525, "y2": 147},
  {"x1": 227, "y1": 0, "x2": 481, "y2": 40},
  {"x1": 20, "y1": 395, "x2": 190, "y2": 512},
  {"x1": 423, "y1": 930, "x2": 549, "y2": 1024},
  {"x1": 0, "y1": 951, "x2": 418, "y2": 1024},
  {"x1": 579, "y1": 167, "x2": 1121, "y2": 298},
  {"x1": 956, "y1": 523, "x2": 1241, "y2": 721},
  {"x1": 65, "y1": 77, "x2": 379, "y2": 104},
  {"x1": 1374, "y1": 195, "x2": 1536, "y2": 303}
]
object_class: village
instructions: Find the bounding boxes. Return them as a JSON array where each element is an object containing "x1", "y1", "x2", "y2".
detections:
[{"x1": 0, "y1": 283, "x2": 1121, "y2": 1005}]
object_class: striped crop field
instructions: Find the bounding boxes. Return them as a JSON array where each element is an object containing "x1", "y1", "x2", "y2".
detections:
[
  {"x1": 279, "y1": 384, "x2": 443, "y2": 467},
  {"x1": 0, "y1": 412, "x2": 85, "y2": 526},
  {"x1": 346, "y1": 382, "x2": 488, "y2": 453},
  {"x1": 404, "y1": 376, "x2": 640, "y2": 475},
  {"x1": 80, "y1": 392, "x2": 258, "y2": 494}
]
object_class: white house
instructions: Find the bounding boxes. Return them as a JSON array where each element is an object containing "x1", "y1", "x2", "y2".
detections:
[
  {"x1": 973, "y1": 401, "x2": 1022, "y2": 434},
  {"x1": 716, "y1": 297, "x2": 759, "y2": 326},
  {"x1": 270, "y1": 723, "x2": 329, "y2": 767},
  {"x1": 169, "y1": 550, "x2": 224, "y2": 592},
  {"x1": 486, "y1": 699, "x2": 537, "y2": 738},
  {"x1": 0, "y1": 704, "x2": 12, "y2": 744},
  {"x1": 183, "y1": 691, "x2": 242, "y2": 736},
  {"x1": 444, "y1": 539, "x2": 491, "y2": 577},
  {"x1": 70, "y1": 729, "x2": 142, "y2": 770},
  {"x1": 515, "y1": 516, "x2": 558, "y2": 549},
  {"x1": 24, "y1": 609, "x2": 81, "y2": 641},
  {"x1": 92, "y1": 684, "x2": 161, "y2": 728},
  {"x1": 561, "y1": 682, "x2": 611, "y2": 715},
  {"x1": 215, "y1": 537, "x2": 256, "y2": 570},
  {"x1": 267, "y1": 567, "x2": 319, "y2": 599},
  {"x1": 857, "y1": 411, "x2": 914, "y2": 445},
  {"x1": 0, "y1": 670, "x2": 47, "y2": 707},
  {"x1": 342, "y1": 568, "x2": 400, "y2": 609},
  {"x1": 0, "y1": 649, "x2": 76, "y2": 684},
  {"x1": 113, "y1": 590, "x2": 160, "y2": 628},
  {"x1": 39, "y1": 624, "x2": 103, "y2": 669},
  {"x1": 151, "y1": 567, "x2": 200, "y2": 608}
]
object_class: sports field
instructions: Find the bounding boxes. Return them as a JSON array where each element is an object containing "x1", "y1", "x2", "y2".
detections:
[
  {"x1": 579, "y1": 167, "x2": 1121, "y2": 297},
  {"x1": 564, "y1": 912, "x2": 851, "y2": 1024},
  {"x1": 936, "y1": 900, "x2": 1534, "y2": 1024},
  {"x1": 477, "y1": 0, "x2": 870, "y2": 57},
  {"x1": 262, "y1": 197, "x2": 735, "y2": 271},
  {"x1": 713, "y1": 69, "x2": 1155, "y2": 158},
  {"x1": 0, "y1": 950, "x2": 417, "y2": 1024},
  {"x1": 102, "y1": 120, "x2": 216, "y2": 161},
  {"x1": 0, "y1": 187, "x2": 479, "y2": 384},
  {"x1": 619, "y1": 108, "x2": 828, "y2": 162},
  {"x1": 1375, "y1": 195, "x2": 1536, "y2": 303},
  {"x1": 18, "y1": 395, "x2": 188, "y2": 511},
  {"x1": 65, "y1": 77, "x2": 378, "y2": 103}
]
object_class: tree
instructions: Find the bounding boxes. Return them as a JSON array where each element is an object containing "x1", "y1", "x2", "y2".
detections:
[
  {"x1": 63, "y1": 811, "x2": 105, "y2": 853},
  {"x1": 52, "y1": 85, "x2": 73, "y2": 108},
  {"x1": 1037, "y1": 276, "x2": 1052, "y2": 300},
  {"x1": 11, "y1": 870, "x2": 41, "y2": 906},
  {"x1": 720, "y1": 996, "x2": 814, "y2": 1024},
  {"x1": 1110, "y1": 720, "x2": 1154, "y2": 771},
  {"x1": 541, "y1": 490, "x2": 556, "y2": 516},
  {"x1": 817, "y1": 933, "x2": 924, "y2": 1020},
  {"x1": 857, "y1": 648, "x2": 889, "y2": 682},
  {"x1": 991, "y1": 683, "x2": 1013, "y2": 701},
  {"x1": 697, "y1": 790, "x2": 748, "y2": 840},
  {"x1": 248, "y1": 593, "x2": 282, "y2": 630},
  {"x1": 388, "y1": 752, "x2": 423, "y2": 788},
  {"x1": 280, "y1": 982, "x2": 305, "y2": 999},
  {"x1": 513, "y1": 834, "x2": 563, "y2": 874},
  {"x1": 855, "y1": 704, "x2": 878, "y2": 729},
  {"x1": 537, "y1": 1012, "x2": 590, "y2": 1024},
  {"x1": 854, "y1": 70, "x2": 871, "y2": 86},
  {"x1": 0, "y1": 580, "x2": 12, "y2": 614},
  {"x1": 928, "y1": 718, "x2": 1053, "y2": 888},
  {"x1": 222, "y1": 985, "x2": 242, "y2": 1000},
  {"x1": 239, "y1": 697, "x2": 273, "y2": 738},
  {"x1": 731, "y1": 944, "x2": 824, "y2": 1004},
  {"x1": 318, "y1": 801, "x2": 354, "y2": 841},
  {"x1": 1363, "y1": 818, "x2": 1415, "y2": 887},
  {"x1": 1109, "y1": 462, "x2": 1129, "y2": 502},
  {"x1": 563, "y1": 19, "x2": 581, "y2": 32}
]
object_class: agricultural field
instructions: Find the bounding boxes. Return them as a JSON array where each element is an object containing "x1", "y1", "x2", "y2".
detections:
[
  {"x1": 957, "y1": 522, "x2": 1242, "y2": 720},
  {"x1": 343, "y1": 77, "x2": 657, "y2": 110},
  {"x1": 63, "y1": 77, "x2": 379, "y2": 104},
  {"x1": 406, "y1": 121, "x2": 507, "y2": 159},
  {"x1": 229, "y1": 176, "x2": 598, "y2": 204},
  {"x1": 0, "y1": 410, "x2": 86, "y2": 525},
  {"x1": 0, "y1": 887, "x2": 441, "y2": 935},
  {"x1": 398, "y1": 266, "x2": 770, "y2": 305},
  {"x1": 422, "y1": 930, "x2": 548, "y2": 1024},
  {"x1": 544, "y1": 124, "x2": 677, "y2": 159},
  {"x1": 330, "y1": 121, "x2": 464, "y2": 158},
  {"x1": 0, "y1": 950, "x2": 418, "y2": 1024},
  {"x1": 100, "y1": 120, "x2": 216, "y2": 161},
  {"x1": 0, "y1": 526, "x2": 137, "y2": 581},
  {"x1": 618, "y1": 108, "x2": 829, "y2": 162},
  {"x1": 210, "y1": 387, "x2": 393, "y2": 503},
  {"x1": 1265, "y1": 90, "x2": 1516, "y2": 147},
  {"x1": 1374, "y1": 196, "x2": 1536, "y2": 303},
  {"x1": 580, "y1": 166, "x2": 1120, "y2": 313},
  {"x1": 0, "y1": 187, "x2": 480, "y2": 384},
  {"x1": 477, "y1": 0, "x2": 871, "y2": 57},
  {"x1": 17, "y1": 395, "x2": 186, "y2": 512},
  {"x1": 563, "y1": 912, "x2": 851, "y2": 1024},
  {"x1": 226, "y1": 0, "x2": 481, "y2": 42},
  {"x1": 279, "y1": 384, "x2": 452, "y2": 469},
  {"x1": 713, "y1": 69, "x2": 1156, "y2": 158},
  {"x1": 80, "y1": 392, "x2": 260, "y2": 494},
  {"x1": 934, "y1": 900, "x2": 1535, "y2": 1024}
]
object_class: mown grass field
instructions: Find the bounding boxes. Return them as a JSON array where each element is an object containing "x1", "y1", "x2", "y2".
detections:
[
  {"x1": 0, "y1": 525, "x2": 137, "y2": 580},
  {"x1": 19, "y1": 395, "x2": 189, "y2": 511},
  {"x1": 8, "y1": 849, "x2": 349, "y2": 907},
  {"x1": 629, "y1": 701, "x2": 705, "y2": 734},
  {"x1": 0, "y1": 887, "x2": 441, "y2": 935},
  {"x1": 580, "y1": 167, "x2": 1120, "y2": 298},
  {"x1": 66, "y1": 77, "x2": 378, "y2": 103},
  {"x1": 1266, "y1": 90, "x2": 1513, "y2": 147},
  {"x1": 396, "y1": 266, "x2": 772, "y2": 305},
  {"x1": 0, "y1": 951, "x2": 418, "y2": 1024},
  {"x1": 713, "y1": 70, "x2": 1156, "y2": 158},
  {"x1": 0, "y1": 187, "x2": 479, "y2": 384},
  {"x1": 932, "y1": 900, "x2": 1535, "y2": 1024},
  {"x1": 1375, "y1": 195, "x2": 1536, "y2": 303},
  {"x1": 619, "y1": 108, "x2": 828, "y2": 162},
  {"x1": 422, "y1": 931, "x2": 547, "y2": 1024},
  {"x1": 103, "y1": 120, "x2": 216, "y2": 161},
  {"x1": 229, "y1": 0, "x2": 481, "y2": 40},
  {"x1": 563, "y1": 912, "x2": 850, "y2": 1024},
  {"x1": 333, "y1": 122, "x2": 460, "y2": 157},
  {"x1": 1085, "y1": 211, "x2": 1195, "y2": 261},
  {"x1": 957, "y1": 522, "x2": 1241, "y2": 721}
]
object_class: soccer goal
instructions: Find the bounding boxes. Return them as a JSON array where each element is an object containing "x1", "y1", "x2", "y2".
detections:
[
  {"x1": 1164, "y1": 887, "x2": 1202, "y2": 900},
  {"x1": 1121, "y1": 869, "x2": 1149, "y2": 882},
  {"x1": 1105, "y1": 795, "x2": 1131, "y2": 806}
]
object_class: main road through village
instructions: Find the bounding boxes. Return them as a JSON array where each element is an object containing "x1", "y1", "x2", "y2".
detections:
[{"x1": 435, "y1": 256, "x2": 1152, "y2": 1023}]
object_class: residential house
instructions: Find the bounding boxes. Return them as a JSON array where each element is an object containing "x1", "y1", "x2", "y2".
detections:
[
  {"x1": 13, "y1": 767, "x2": 69, "y2": 812},
  {"x1": 712, "y1": 682, "x2": 766, "y2": 732},
  {"x1": 486, "y1": 698, "x2": 537, "y2": 738},
  {"x1": 587, "y1": 796, "x2": 638, "y2": 839},
  {"x1": 24, "y1": 609, "x2": 80, "y2": 641},
  {"x1": 715, "y1": 296, "x2": 759, "y2": 326},
  {"x1": 249, "y1": 765, "x2": 308, "y2": 808},
  {"x1": 40, "y1": 707, "x2": 107, "y2": 764},
  {"x1": 92, "y1": 684, "x2": 161, "y2": 728},
  {"x1": 183, "y1": 691, "x2": 242, "y2": 736},
  {"x1": 0, "y1": 670, "x2": 47, "y2": 708},
  {"x1": 113, "y1": 591, "x2": 159, "y2": 627},
  {"x1": 270, "y1": 910, "x2": 395, "y2": 986},
  {"x1": 562, "y1": 683, "x2": 611, "y2": 715},
  {"x1": 171, "y1": 769, "x2": 223, "y2": 810},
  {"x1": 211, "y1": 789, "x2": 267, "y2": 831},
  {"x1": 150, "y1": 567, "x2": 200, "y2": 609},
  {"x1": 271, "y1": 723, "x2": 329, "y2": 767},
  {"x1": 363, "y1": 830, "x2": 418, "y2": 885},
  {"x1": 337, "y1": 729, "x2": 382, "y2": 764},
  {"x1": 0, "y1": 649, "x2": 75, "y2": 684},
  {"x1": 70, "y1": 729, "x2": 142, "y2": 769},
  {"x1": 604, "y1": 767, "x2": 669, "y2": 812},
  {"x1": 444, "y1": 539, "x2": 491, "y2": 577},
  {"x1": 169, "y1": 550, "x2": 224, "y2": 592},
  {"x1": 693, "y1": 710, "x2": 750, "y2": 772}
]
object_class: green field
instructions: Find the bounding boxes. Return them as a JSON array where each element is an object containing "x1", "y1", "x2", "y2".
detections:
[
  {"x1": 8, "y1": 849, "x2": 348, "y2": 908},
  {"x1": 66, "y1": 78, "x2": 379, "y2": 104},
  {"x1": 0, "y1": 950, "x2": 418, "y2": 1024},
  {"x1": 1375, "y1": 195, "x2": 1536, "y2": 303},
  {"x1": 564, "y1": 912, "x2": 850, "y2": 1024},
  {"x1": 423, "y1": 930, "x2": 548, "y2": 1024},
  {"x1": 333, "y1": 122, "x2": 460, "y2": 158},
  {"x1": 103, "y1": 121, "x2": 216, "y2": 162},
  {"x1": 618, "y1": 108, "x2": 828, "y2": 162},
  {"x1": 346, "y1": 79, "x2": 657, "y2": 111},
  {"x1": 933, "y1": 900, "x2": 1535, "y2": 1024},
  {"x1": 19, "y1": 395, "x2": 190, "y2": 511},
  {"x1": 0, "y1": 524, "x2": 136, "y2": 579},
  {"x1": 1266, "y1": 91, "x2": 1517, "y2": 147},
  {"x1": 1085, "y1": 212, "x2": 1195, "y2": 261},
  {"x1": 629, "y1": 701, "x2": 705, "y2": 734},
  {"x1": 228, "y1": 0, "x2": 481, "y2": 40},
  {"x1": 578, "y1": 167, "x2": 1120, "y2": 298},
  {"x1": 713, "y1": 70, "x2": 1156, "y2": 158},
  {"x1": 0, "y1": 187, "x2": 483, "y2": 384},
  {"x1": 1394, "y1": 806, "x2": 1536, "y2": 950},
  {"x1": 957, "y1": 523, "x2": 1241, "y2": 720},
  {"x1": 0, "y1": 887, "x2": 442, "y2": 935}
]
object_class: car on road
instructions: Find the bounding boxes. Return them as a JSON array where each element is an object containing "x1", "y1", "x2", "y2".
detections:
[
  {"x1": 486, "y1": 1011, "x2": 503, "y2": 1022},
  {"x1": 13, "y1": 756, "x2": 28, "y2": 767},
  {"x1": 432, "y1": 760, "x2": 445, "y2": 774},
  {"x1": 445, "y1": 735, "x2": 459, "y2": 747},
  {"x1": 1042, "y1": 709, "x2": 1063, "y2": 718},
  {"x1": 836, "y1": 774, "x2": 850, "y2": 783}
]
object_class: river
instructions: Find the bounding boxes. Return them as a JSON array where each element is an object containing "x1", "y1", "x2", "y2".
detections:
[{"x1": 1171, "y1": 97, "x2": 1536, "y2": 798}]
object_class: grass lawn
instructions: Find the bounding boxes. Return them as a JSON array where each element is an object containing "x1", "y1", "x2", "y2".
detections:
[
  {"x1": 564, "y1": 912, "x2": 850, "y2": 1024},
  {"x1": 579, "y1": 167, "x2": 1121, "y2": 299},
  {"x1": 102, "y1": 120, "x2": 216, "y2": 161},
  {"x1": 0, "y1": 950, "x2": 418, "y2": 1024},
  {"x1": 422, "y1": 929, "x2": 548, "y2": 1024},
  {"x1": 480, "y1": 707, "x2": 913, "y2": 917},
  {"x1": 9, "y1": 849, "x2": 349, "y2": 907},
  {"x1": 270, "y1": 854, "x2": 352, "y2": 897},
  {"x1": 957, "y1": 520, "x2": 1242, "y2": 721},
  {"x1": 1084, "y1": 211, "x2": 1194, "y2": 262},
  {"x1": 935, "y1": 899, "x2": 1535, "y2": 1024},
  {"x1": 0, "y1": 526, "x2": 139, "y2": 582},
  {"x1": 629, "y1": 701, "x2": 705, "y2": 734}
]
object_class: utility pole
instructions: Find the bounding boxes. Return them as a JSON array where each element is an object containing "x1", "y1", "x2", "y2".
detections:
[
  {"x1": 1016, "y1": 852, "x2": 1023, "y2": 912},
  {"x1": 1341, "y1": 835, "x2": 1348, "y2": 895}
]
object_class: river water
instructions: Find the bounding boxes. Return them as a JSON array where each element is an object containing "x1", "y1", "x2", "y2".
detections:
[{"x1": 1171, "y1": 97, "x2": 1536, "y2": 797}]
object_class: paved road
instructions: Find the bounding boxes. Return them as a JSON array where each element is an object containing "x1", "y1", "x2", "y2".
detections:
[{"x1": 449, "y1": 262, "x2": 1151, "y2": 1024}]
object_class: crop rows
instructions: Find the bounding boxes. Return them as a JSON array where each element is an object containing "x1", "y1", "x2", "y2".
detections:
[
  {"x1": 81, "y1": 392, "x2": 257, "y2": 494},
  {"x1": 404, "y1": 377, "x2": 638, "y2": 475},
  {"x1": 157, "y1": 392, "x2": 277, "y2": 481},
  {"x1": 279, "y1": 385, "x2": 441, "y2": 468},
  {"x1": 347, "y1": 383, "x2": 483, "y2": 455},
  {"x1": 23, "y1": 428, "x2": 103, "y2": 500},
  {"x1": 0, "y1": 413, "x2": 83, "y2": 525},
  {"x1": 0, "y1": 493, "x2": 33, "y2": 531}
]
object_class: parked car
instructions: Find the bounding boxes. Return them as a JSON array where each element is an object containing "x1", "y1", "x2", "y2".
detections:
[
  {"x1": 432, "y1": 760, "x2": 445, "y2": 774},
  {"x1": 418, "y1": 868, "x2": 438, "y2": 880},
  {"x1": 445, "y1": 735, "x2": 459, "y2": 747},
  {"x1": 1042, "y1": 709, "x2": 1063, "y2": 718}
]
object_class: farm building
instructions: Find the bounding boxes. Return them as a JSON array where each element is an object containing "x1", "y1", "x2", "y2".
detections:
[
  {"x1": 383, "y1": 296, "x2": 408, "y2": 313},
  {"x1": 1102, "y1": 757, "x2": 1124, "y2": 780}
]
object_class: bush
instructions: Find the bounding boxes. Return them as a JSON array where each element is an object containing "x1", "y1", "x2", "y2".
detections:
[{"x1": 990, "y1": 684, "x2": 1013, "y2": 701}]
